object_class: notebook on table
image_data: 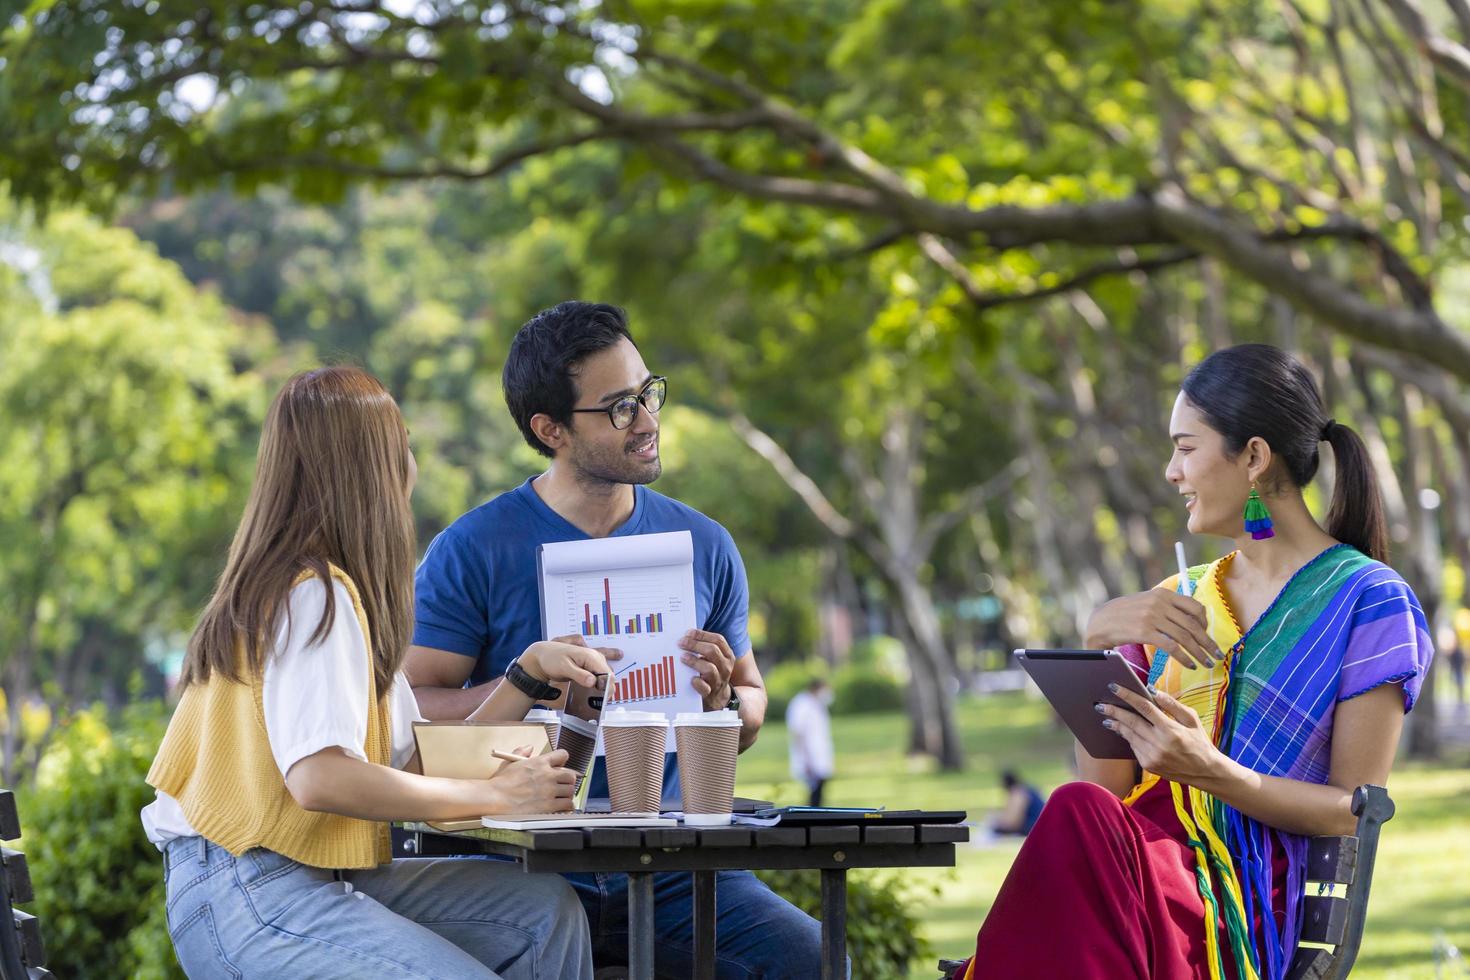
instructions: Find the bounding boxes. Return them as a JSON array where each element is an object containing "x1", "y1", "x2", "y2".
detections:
[
  {"x1": 412, "y1": 721, "x2": 554, "y2": 832},
  {"x1": 481, "y1": 812, "x2": 677, "y2": 830},
  {"x1": 751, "y1": 806, "x2": 968, "y2": 825}
]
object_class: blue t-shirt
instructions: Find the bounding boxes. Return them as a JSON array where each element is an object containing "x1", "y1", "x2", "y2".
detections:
[{"x1": 413, "y1": 478, "x2": 751, "y2": 797}]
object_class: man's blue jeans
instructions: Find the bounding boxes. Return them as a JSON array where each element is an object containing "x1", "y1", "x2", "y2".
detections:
[{"x1": 565, "y1": 869, "x2": 825, "y2": 979}]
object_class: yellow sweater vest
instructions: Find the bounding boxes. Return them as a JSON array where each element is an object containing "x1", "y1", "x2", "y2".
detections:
[{"x1": 147, "y1": 565, "x2": 393, "y2": 869}]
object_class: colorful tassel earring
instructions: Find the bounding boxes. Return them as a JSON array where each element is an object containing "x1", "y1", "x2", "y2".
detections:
[{"x1": 1244, "y1": 484, "x2": 1274, "y2": 540}]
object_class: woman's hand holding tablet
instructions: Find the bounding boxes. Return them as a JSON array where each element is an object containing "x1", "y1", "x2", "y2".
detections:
[
  {"x1": 1013, "y1": 649, "x2": 1159, "y2": 760},
  {"x1": 1095, "y1": 684, "x2": 1225, "y2": 787}
]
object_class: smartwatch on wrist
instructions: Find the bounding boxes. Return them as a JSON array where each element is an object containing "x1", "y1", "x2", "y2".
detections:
[
  {"x1": 506, "y1": 658, "x2": 561, "y2": 702},
  {"x1": 724, "y1": 690, "x2": 741, "y2": 712}
]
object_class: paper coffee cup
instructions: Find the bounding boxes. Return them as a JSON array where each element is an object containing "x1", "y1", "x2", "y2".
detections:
[
  {"x1": 523, "y1": 707, "x2": 561, "y2": 751},
  {"x1": 557, "y1": 714, "x2": 598, "y2": 796},
  {"x1": 601, "y1": 709, "x2": 669, "y2": 814},
  {"x1": 674, "y1": 710, "x2": 742, "y2": 826}
]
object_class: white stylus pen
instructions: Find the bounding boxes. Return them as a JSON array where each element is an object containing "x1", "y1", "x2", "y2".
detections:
[{"x1": 1175, "y1": 540, "x2": 1194, "y2": 597}]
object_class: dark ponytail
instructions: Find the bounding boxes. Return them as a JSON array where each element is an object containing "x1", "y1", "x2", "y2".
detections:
[
  {"x1": 1182, "y1": 344, "x2": 1390, "y2": 563},
  {"x1": 1322, "y1": 421, "x2": 1389, "y2": 563}
]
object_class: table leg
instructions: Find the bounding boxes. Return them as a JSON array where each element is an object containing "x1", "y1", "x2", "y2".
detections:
[
  {"x1": 692, "y1": 870, "x2": 716, "y2": 980},
  {"x1": 628, "y1": 871, "x2": 656, "y2": 980},
  {"x1": 821, "y1": 868, "x2": 847, "y2": 980}
]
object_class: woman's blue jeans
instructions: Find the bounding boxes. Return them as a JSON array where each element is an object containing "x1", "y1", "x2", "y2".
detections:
[{"x1": 163, "y1": 837, "x2": 593, "y2": 979}]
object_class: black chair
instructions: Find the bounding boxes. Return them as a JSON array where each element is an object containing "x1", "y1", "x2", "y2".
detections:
[
  {"x1": 938, "y1": 784, "x2": 1395, "y2": 980},
  {"x1": 0, "y1": 790, "x2": 52, "y2": 980}
]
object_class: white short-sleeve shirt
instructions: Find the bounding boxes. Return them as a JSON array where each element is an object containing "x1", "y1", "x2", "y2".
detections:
[{"x1": 141, "y1": 577, "x2": 425, "y2": 849}]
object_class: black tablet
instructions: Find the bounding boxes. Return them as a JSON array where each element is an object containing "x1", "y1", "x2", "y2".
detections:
[{"x1": 1014, "y1": 649, "x2": 1156, "y2": 760}]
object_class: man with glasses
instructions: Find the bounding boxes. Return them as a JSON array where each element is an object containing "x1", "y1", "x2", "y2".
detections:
[{"x1": 405, "y1": 301, "x2": 822, "y2": 978}]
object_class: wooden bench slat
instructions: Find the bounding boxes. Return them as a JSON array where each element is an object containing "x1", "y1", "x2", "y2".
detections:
[
  {"x1": 13, "y1": 909, "x2": 43, "y2": 968},
  {"x1": 1, "y1": 850, "x2": 32, "y2": 903},
  {"x1": 695, "y1": 827, "x2": 753, "y2": 848},
  {"x1": 1304, "y1": 835, "x2": 1357, "y2": 884},
  {"x1": 752, "y1": 827, "x2": 806, "y2": 847},
  {"x1": 1286, "y1": 945, "x2": 1333, "y2": 980},
  {"x1": 642, "y1": 828, "x2": 697, "y2": 849},
  {"x1": 861, "y1": 825, "x2": 915, "y2": 845},
  {"x1": 808, "y1": 826, "x2": 860, "y2": 845},
  {"x1": 919, "y1": 825, "x2": 971, "y2": 844},
  {"x1": 1300, "y1": 895, "x2": 1350, "y2": 946},
  {"x1": 0, "y1": 794, "x2": 19, "y2": 843},
  {"x1": 585, "y1": 828, "x2": 644, "y2": 849},
  {"x1": 522, "y1": 830, "x2": 585, "y2": 851}
]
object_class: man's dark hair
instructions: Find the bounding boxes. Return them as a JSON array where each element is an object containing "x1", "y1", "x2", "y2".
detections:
[
  {"x1": 503, "y1": 301, "x2": 635, "y2": 458},
  {"x1": 1000, "y1": 769, "x2": 1021, "y2": 791}
]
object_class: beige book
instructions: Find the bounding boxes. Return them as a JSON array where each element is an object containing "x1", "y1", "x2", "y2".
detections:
[{"x1": 412, "y1": 722, "x2": 552, "y2": 832}]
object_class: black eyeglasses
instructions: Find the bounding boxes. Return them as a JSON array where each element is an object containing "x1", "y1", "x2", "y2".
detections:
[{"x1": 570, "y1": 376, "x2": 667, "y2": 430}]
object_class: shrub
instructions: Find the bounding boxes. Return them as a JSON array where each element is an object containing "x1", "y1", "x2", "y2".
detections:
[
  {"x1": 756, "y1": 868, "x2": 933, "y2": 979},
  {"x1": 847, "y1": 636, "x2": 910, "y2": 680},
  {"x1": 762, "y1": 657, "x2": 822, "y2": 719},
  {"x1": 832, "y1": 663, "x2": 905, "y2": 715},
  {"x1": 17, "y1": 698, "x2": 183, "y2": 979}
]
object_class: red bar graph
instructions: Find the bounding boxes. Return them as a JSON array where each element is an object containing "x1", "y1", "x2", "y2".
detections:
[
  {"x1": 610, "y1": 656, "x2": 677, "y2": 703},
  {"x1": 579, "y1": 578, "x2": 667, "y2": 638}
]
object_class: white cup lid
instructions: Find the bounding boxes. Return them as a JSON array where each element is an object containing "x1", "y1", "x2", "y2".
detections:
[
  {"x1": 559, "y1": 714, "x2": 597, "y2": 736},
  {"x1": 674, "y1": 709, "x2": 742, "y2": 727},
  {"x1": 523, "y1": 708, "x2": 559, "y2": 722},
  {"x1": 601, "y1": 708, "x2": 670, "y2": 728}
]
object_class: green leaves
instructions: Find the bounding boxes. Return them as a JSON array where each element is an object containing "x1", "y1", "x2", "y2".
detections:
[
  {"x1": 0, "y1": 199, "x2": 272, "y2": 703},
  {"x1": 18, "y1": 699, "x2": 183, "y2": 979}
]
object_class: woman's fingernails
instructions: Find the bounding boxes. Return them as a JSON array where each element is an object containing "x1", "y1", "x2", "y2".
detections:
[
  {"x1": 1094, "y1": 703, "x2": 1107, "y2": 714},
  {"x1": 1102, "y1": 719, "x2": 1116, "y2": 730},
  {"x1": 1147, "y1": 685, "x2": 1158, "y2": 696},
  {"x1": 1107, "y1": 682, "x2": 1120, "y2": 694}
]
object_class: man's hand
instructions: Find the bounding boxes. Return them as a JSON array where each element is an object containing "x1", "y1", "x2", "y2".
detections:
[
  {"x1": 521, "y1": 635, "x2": 622, "y2": 687},
  {"x1": 679, "y1": 628, "x2": 736, "y2": 709}
]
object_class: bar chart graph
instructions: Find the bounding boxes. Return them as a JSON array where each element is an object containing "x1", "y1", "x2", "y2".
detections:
[
  {"x1": 609, "y1": 656, "x2": 677, "y2": 704},
  {"x1": 541, "y1": 534, "x2": 702, "y2": 746},
  {"x1": 574, "y1": 576, "x2": 672, "y2": 639}
]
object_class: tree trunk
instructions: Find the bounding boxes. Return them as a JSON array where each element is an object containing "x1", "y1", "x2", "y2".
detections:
[{"x1": 887, "y1": 569, "x2": 965, "y2": 769}]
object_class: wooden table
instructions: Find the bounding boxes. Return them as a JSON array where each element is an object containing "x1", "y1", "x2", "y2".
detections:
[{"x1": 398, "y1": 818, "x2": 969, "y2": 980}]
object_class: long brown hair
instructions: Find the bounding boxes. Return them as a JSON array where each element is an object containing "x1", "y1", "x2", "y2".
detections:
[{"x1": 181, "y1": 367, "x2": 416, "y2": 694}]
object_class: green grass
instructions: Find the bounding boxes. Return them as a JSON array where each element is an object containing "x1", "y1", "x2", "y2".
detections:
[{"x1": 735, "y1": 693, "x2": 1470, "y2": 979}]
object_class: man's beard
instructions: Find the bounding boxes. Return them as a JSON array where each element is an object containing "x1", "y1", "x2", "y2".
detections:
[{"x1": 568, "y1": 433, "x2": 662, "y2": 488}]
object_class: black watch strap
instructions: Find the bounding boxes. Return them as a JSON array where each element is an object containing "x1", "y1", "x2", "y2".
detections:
[
  {"x1": 506, "y1": 659, "x2": 561, "y2": 701},
  {"x1": 724, "y1": 691, "x2": 741, "y2": 712}
]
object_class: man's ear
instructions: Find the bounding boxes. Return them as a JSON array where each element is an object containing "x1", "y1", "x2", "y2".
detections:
[
  {"x1": 1245, "y1": 435, "x2": 1274, "y2": 483},
  {"x1": 529, "y1": 413, "x2": 567, "y2": 454}
]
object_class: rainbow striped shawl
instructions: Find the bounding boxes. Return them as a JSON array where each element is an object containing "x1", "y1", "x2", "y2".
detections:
[{"x1": 1121, "y1": 544, "x2": 1431, "y2": 980}]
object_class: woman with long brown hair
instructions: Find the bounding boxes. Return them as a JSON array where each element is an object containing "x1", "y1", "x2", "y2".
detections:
[{"x1": 142, "y1": 367, "x2": 598, "y2": 979}]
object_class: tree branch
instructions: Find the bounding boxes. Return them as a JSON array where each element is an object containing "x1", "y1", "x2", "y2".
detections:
[
  {"x1": 922, "y1": 240, "x2": 1201, "y2": 311},
  {"x1": 1152, "y1": 184, "x2": 1470, "y2": 374},
  {"x1": 915, "y1": 457, "x2": 1031, "y2": 558},
  {"x1": 727, "y1": 413, "x2": 854, "y2": 539},
  {"x1": 1380, "y1": 0, "x2": 1470, "y2": 94}
]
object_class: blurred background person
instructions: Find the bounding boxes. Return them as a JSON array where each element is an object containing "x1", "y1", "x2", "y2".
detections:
[
  {"x1": 989, "y1": 769, "x2": 1046, "y2": 837},
  {"x1": 787, "y1": 678, "x2": 835, "y2": 806}
]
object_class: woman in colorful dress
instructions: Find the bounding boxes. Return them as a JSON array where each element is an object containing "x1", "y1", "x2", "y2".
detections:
[{"x1": 955, "y1": 344, "x2": 1434, "y2": 980}]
